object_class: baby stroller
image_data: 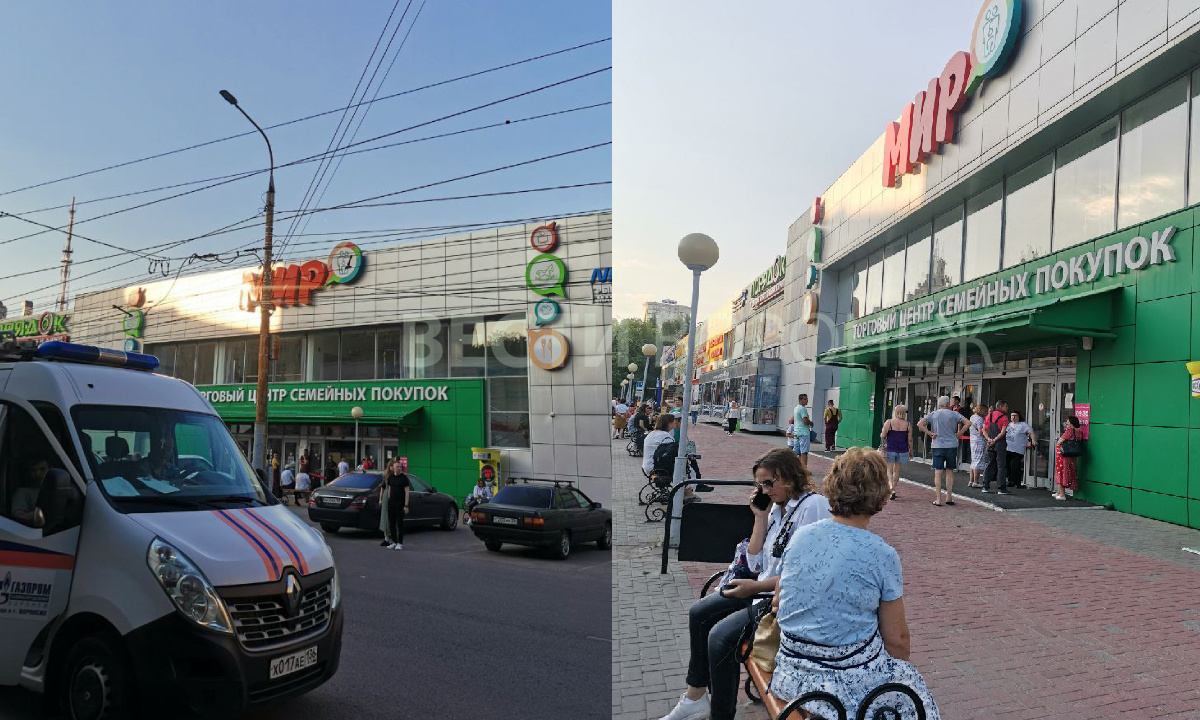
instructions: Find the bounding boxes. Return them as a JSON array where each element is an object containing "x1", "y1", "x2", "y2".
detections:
[{"x1": 626, "y1": 428, "x2": 645, "y2": 457}]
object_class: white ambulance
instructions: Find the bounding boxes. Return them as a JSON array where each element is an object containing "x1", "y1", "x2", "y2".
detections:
[{"x1": 0, "y1": 340, "x2": 343, "y2": 720}]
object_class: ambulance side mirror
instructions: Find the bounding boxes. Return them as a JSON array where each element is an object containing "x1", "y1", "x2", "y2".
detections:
[{"x1": 33, "y1": 507, "x2": 45, "y2": 529}]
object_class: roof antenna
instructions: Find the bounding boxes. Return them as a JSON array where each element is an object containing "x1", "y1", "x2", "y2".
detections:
[{"x1": 56, "y1": 197, "x2": 75, "y2": 314}]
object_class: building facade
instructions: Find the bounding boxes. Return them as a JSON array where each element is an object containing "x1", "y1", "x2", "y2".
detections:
[
  {"x1": 642, "y1": 299, "x2": 690, "y2": 328},
  {"x1": 66, "y1": 212, "x2": 613, "y2": 504}
]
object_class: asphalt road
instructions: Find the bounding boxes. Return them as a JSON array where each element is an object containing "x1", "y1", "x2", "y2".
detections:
[{"x1": 0, "y1": 505, "x2": 611, "y2": 720}]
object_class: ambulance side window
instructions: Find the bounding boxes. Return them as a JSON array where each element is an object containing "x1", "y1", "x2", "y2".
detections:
[{"x1": 0, "y1": 402, "x2": 82, "y2": 534}]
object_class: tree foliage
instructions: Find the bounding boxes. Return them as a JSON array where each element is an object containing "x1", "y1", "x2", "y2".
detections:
[{"x1": 611, "y1": 317, "x2": 687, "y2": 400}]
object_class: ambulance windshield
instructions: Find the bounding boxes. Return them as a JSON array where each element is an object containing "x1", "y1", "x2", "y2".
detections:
[{"x1": 72, "y1": 406, "x2": 271, "y2": 512}]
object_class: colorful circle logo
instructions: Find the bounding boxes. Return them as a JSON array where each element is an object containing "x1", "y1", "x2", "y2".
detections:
[
  {"x1": 326, "y1": 241, "x2": 364, "y2": 285},
  {"x1": 968, "y1": 0, "x2": 1022, "y2": 94},
  {"x1": 534, "y1": 298, "x2": 561, "y2": 325},
  {"x1": 530, "y1": 222, "x2": 559, "y2": 253},
  {"x1": 525, "y1": 253, "x2": 568, "y2": 297}
]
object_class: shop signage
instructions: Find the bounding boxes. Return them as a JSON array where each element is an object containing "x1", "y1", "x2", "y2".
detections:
[
  {"x1": 661, "y1": 345, "x2": 677, "y2": 364},
  {"x1": 1188, "y1": 362, "x2": 1200, "y2": 397},
  {"x1": 751, "y1": 256, "x2": 787, "y2": 298},
  {"x1": 1074, "y1": 402, "x2": 1090, "y2": 440},
  {"x1": 802, "y1": 291, "x2": 819, "y2": 325},
  {"x1": 849, "y1": 226, "x2": 1177, "y2": 341},
  {"x1": 811, "y1": 197, "x2": 823, "y2": 225},
  {"x1": 533, "y1": 298, "x2": 561, "y2": 326},
  {"x1": 751, "y1": 283, "x2": 785, "y2": 311},
  {"x1": 732, "y1": 288, "x2": 749, "y2": 312},
  {"x1": 882, "y1": 0, "x2": 1023, "y2": 187},
  {"x1": 808, "y1": 227, "x2": 823, "y2": 264},
  {"x1": 525, "y1": 253, "x2": 568, "y2": 297},
  {"x1": 707, "y1": 335, "x2": 725, "y2": 361},
  {"x1": 199, "y1": 382, "x2": 452, "y2": 406},
  {"x1": 527, "y1": 327, "x2": 570, "y2": 370},
  {"x1": 0, "y1": 312, "x2": 69, "y2": 343},
  {"x1": 240, "y1": 241, "x2": 365, "y2": 311},
  {"x1": 122, "y1": 309, "x2": 144, "y2": 339},
  {"x1": 590, "y1": 267, "x2": 612, "y2": 305},
  {"x1": 529, "y1": 221, "x2": 559, "y2": 253}
]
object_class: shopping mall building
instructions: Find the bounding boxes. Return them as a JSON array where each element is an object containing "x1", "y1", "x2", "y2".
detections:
[
  {"x1": 666, "y1": 1, "x2": 1200, "y2": 528},
  {"x1": 53, "y1": 212, "x2": 613, "y2": 503}
]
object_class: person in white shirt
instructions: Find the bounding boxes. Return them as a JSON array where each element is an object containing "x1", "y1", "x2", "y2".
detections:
[
  {"x1": 337, "y1": 459, "x2": 350, "y2": 477},
  {"x1": 642, "y1": 414, "x2": 675, "y2": 476},
  {"x1": 659, "y1": 447, "x2": 831, "y2": 720},
  {"x1": 279, "y1": 467, "x2": 295, "y2": 503},
  {"x1": 295, "y1": 471, "x2": 311, "y2": 505},
  {"x1": 724, "y1": 397, "x2": 740, "y2": 434}
]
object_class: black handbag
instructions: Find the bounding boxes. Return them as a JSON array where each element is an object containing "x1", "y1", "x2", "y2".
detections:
[{"x1": 1060, "y1": 438, "x2": 1083, "y2": 457}]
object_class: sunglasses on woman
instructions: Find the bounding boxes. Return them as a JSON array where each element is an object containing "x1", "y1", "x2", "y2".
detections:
[{"x1": 756, "y1": 478, "x2": 776, "y2": 489}]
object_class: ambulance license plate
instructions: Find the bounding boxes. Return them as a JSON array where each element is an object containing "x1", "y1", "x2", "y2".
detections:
[
  {"x1": 269, "y1": 646, "x2": 318, "y2": 680},
  {"x1": 493, "y1": 516, "x2": 518, "y2": 525}
]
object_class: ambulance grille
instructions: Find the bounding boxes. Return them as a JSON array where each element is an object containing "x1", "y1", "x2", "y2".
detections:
[{"x1": 226, "y1": 580, "x2": 332, "y2": 651}]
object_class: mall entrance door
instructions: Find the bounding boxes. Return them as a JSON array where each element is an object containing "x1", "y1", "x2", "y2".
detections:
[{"x1": 1027, "y1": 375, "x2": 1077, "y2": 490}]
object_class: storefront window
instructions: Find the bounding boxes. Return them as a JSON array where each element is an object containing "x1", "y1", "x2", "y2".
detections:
[
  {"x1": 488, "y1": 376, "x2": 530, "y2": 448},
  {"x1": 450, "y1": 316, "x2": 487, "y2": 378},
  {"x1": 340, "y1": 329, "x2": 375, "y2": 380},
  {"x1": 1059, "y1": 343, "x2": 1077, "y2": 367},
  {"x1": 176, "y1": 344, "x2": 196, "y2": 385},
  {"x1": 195, "y1": 342, "x2": 216, "y2": 385},
  {"x1": 852, "y1": 259, "x2": 868, "y2": 319},
  {"x1": 485, "y1": 313, "x2": 527, "y2": 377},
  {"x1": 865, "y1": 250, "x2": 884, "y2": 315},
  {"x1": 222, "y1": 340, "x2": 248, "y2": 384},
  {"x1": 931, "y1": 207, "x2": 963, "y2": 290},
  {"x1": 730, "y1": 322, "x2": 745, "y2": 359},
  {"x1": 1119, "y1": 76, "x2": 1187, "y2": 228},
  {"x1": 1031, "y1": 346, "x2": 1057, "y2": 368},
  {"x1": 1003, "y1": 155, "x2": 1053, "y2": 268},
  {"x1": 744, "y1": 314, "x2": 765, "y2": 354},
  {"x1": 310, "y1": 332, "x2": 339, "y2": 381},
  {"x1": 407, "y1": 320, "x2": 448, "y2": 379},
  {"x1": 762, "y1": 306, "x2": 783, "y2": 348},
  {"x1": 273, "y1": 335, "x2": 304, "y2": 382},
  {"x1": 1189, "y1": 69, "x2": 1200, "y2": 205},
  {"x1": 1004, "y1": 351, "x2": 1028, "y2": 370},
  {"x1": 151, "y1": 345, "x2": 175, "y2": 378},
  {"x1": 881, "y1": 240, "x2": 905, "y2": 308},
  {"x1": 1053, "y1": 117, "x2": 1117, "y2": 250},
  {"x1": 903, "y1": 225, "x2": 931, "y2": 301},
  {"x1": 963, "y1": 183, "x2": 1003, "y2": 282},
  {"x1": 377, "y1": 326, "x2": 405, "y2": 379}
]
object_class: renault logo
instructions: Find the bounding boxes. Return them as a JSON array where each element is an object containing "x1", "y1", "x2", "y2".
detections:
[{"x1": 284, "y1": 573, "x2": 302, "y2": 618}]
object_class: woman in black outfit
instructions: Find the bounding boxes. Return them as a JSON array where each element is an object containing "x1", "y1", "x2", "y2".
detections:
[{"x1": 383, "y1": 458, "x2": 411, "y2": 550}]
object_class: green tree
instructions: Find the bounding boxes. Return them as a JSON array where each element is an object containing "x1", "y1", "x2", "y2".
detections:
[{"x1": 611, "y1": 317, "x2": 687, "y2": 401}]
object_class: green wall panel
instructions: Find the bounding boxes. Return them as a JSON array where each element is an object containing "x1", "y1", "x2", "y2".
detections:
[
  {"x1": 1112, "y1": 286, "x2": 1137, "y2": 327},
  {"x1": 1137, "y1": 224, "x2": 1193, "y2": 302},
  {"x1": 1077, "y1": 482, "x2": 1131, "y2": 512},
  {"x1": 1190, "y1": 499, "x2": 1200, "y2": 530},
  {"x1": 1090, "y1": 227, "x2": 1141, "y2": 292},
  {"x1": 1085, "y1": 423, "x2": 1132, "y2": 487},
  {"x1": 1190, "y1": 430, "x2": 1200, "y2": 499},
  {"x1": 1088, "y1": 365, "x2": 1134, "y2": 425},
  {"x1": 1134, "y1": 362, "x2": 1190, "y2": 428},
  {"x1": 1090, "y1": 326, "x2": 1135, "y2": 366},
  {"x1": 1132, "y1": 489, "x2": 1189, "y2": 526},
  {"x1": 1134, "y1": 295, "x2": 1191, "y2": 363},
  {"x1": 1132, "y1": 426, "x2": 1188, "y2": 496}
]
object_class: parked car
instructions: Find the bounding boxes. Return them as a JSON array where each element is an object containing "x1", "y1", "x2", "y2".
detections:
[
  {"x1": 468, "y1": 482, "x2": 612, "y2": 559},
  {"x1": 307, "y1": 472, "x2": 459, "y2": 533}
]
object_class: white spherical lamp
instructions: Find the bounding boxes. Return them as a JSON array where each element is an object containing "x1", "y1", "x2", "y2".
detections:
[{"x1": 678, "y1": 233, "x2": 720, "y2": 271}]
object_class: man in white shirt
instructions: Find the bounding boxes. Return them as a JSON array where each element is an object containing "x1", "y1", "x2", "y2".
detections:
[
  {"x1": 280, "y1": 467, "x2": 295, "y2": 504},
  {"x1": 337, "y1": 459, "x2": 350, "y2": 477},
  {"x1": 792, "y1": 393, "x2": 813, "y2": 471}
]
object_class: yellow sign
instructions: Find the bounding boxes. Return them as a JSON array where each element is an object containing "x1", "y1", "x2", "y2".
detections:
[{"x1": 1188, "y1": 361, "x2": 1200, "y2": 397}]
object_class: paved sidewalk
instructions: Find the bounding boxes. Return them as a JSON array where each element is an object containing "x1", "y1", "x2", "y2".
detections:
[{"x1": 615, "y1": 423, "x2": 1200, "y2": 719}]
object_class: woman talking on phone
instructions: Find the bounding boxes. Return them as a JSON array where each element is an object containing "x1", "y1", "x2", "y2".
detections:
[{"x1": 659, "y1": 448, "x2": 831, "y2": 720}]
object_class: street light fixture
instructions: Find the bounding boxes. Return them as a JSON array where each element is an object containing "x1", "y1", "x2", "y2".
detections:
[
  {"x1": 640, "y1": 343, "x2": 658, "y2": 405},
  {"x1": 221, "y1": 89, "x2": 276, "y2": 476},
  {"x1": 626, "y1": 363, "x2": 638, "y2": 403},
  {"x1": 351, "y1": 406, "x2": 364, "y2": 469},
  {"x1": 670, "y1": 233, "x2": 719, "y2": 546},
  {"x1": 625, "y1": 372, "x2": 636, "y2": 404}
]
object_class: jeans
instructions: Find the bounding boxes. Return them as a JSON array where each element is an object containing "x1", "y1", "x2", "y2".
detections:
[
  {"x1": 726, "y1": 418, "x2": 737, "y2": 433},
  {"x1": 983, "y1": 445, "x2": 1008, "y2": 491},
  {"x1": 387, "y1": 503, "x2": 406, "y2": 543},
  {"x1": 690, "y1": 411, "x2": 699, "y2": 426},
  {"x1": 685, "y1": 591, "x2": 753, "y2": 720}
]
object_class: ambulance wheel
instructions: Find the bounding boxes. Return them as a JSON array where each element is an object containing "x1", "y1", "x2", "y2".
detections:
[
  {"x1": 320, "y1": 523, "x2": 340, "y2": 533},
  {"x1": 63, "y1": 635, "x2": 132, "y2": 720}
]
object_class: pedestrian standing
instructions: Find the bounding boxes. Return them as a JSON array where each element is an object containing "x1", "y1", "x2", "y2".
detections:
[
  {"x1": 270, "y1": 452, "x2": 281, "y2": 497},
  {"x1": 792, "y1": 393, "x2": 813, "y2": 472},
  {"x1": 1005, "y1": 411, "x2": 1036, "y2": 489},
  {"x1": 823, "y1": 399, "x2": 842, "y2": 451},
  {"x1": 879, "y1": 404, "x2": 912, "y2": 500},
  {"x1": 917, "y1": 396, "x2": 970, "y2": 506},
  {"x1": 981, "y1": 400, "x2": 1010, "y2": 493},
  {"x1": 1053, "y1": 416, "x2": 1081, "y2": 501},
  {"x1": 967, "y1": 404, "x2": 988, "y2": 488},
  {"x1": 299, "y1": 451, "x2": 310, "y2": 476},
  {"x1": 724, "y1": 397, "x2": 739, "y2": 434},
  {"x1": 337, "y1": 457, "x2": 350, "y2": 476},
  {"x1": 380, "y1": 458, "x2": 411, "y2": 550},
  {"x1": 786, "y1": 421, "x2": 795, "y2": 451}
]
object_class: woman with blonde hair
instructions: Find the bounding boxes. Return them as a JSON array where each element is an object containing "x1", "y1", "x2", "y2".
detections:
[
  {"x1": 967, "y1": 404, "x2": 988, "y2": 488},
  {"x1": 879, "y1": 404, "x2": 912, "y2": 500},
  {"x1": 770, "y1": 448, "x2": 939, "y2": 719}
]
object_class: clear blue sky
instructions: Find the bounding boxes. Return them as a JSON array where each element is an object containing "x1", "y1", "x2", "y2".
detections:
[
  {"x1": 614, "y1": 0, "x2": 982, "y2": 320},
  {"x1": 0, "y1": 0, "x2": 610, "y2": 311}
]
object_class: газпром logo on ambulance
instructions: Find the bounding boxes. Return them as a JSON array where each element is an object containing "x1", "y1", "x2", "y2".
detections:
[{"x1": 882, "y1": 0, "x2": 1022, "y2": 187}]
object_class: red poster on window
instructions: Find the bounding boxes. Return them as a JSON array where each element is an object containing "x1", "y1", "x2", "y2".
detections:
[{"x1": 1073, "y1": 403, "x2": 1090, "y2": 440}]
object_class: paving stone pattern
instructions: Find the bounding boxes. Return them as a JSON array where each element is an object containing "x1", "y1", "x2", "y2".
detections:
[{"x1": 615, "y1": 423, "x2": 1200, "y2": 719}]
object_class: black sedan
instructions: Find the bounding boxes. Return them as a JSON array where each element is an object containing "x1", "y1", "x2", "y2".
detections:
[
  {"x1": 468, "y1": 482, "x2": 612, "y2": 559},
  {"x1": 307, "y1": 472, "x2": 459, "y2": 533}
]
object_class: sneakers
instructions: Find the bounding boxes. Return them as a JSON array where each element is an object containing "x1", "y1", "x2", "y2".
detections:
[
  {"x1": 980, "y1": 488, "x2": 992, "y2": 493},
  {"x1": 659, "y1": 693, "x2": 710, "y2": 720},
  {"x1": 997, "y1": 490, "x2": 1013, "y2": 495},
  {"x1": 391, "y1": 543, "x2": 404, "y2": 550},
  {"x1": 380, "y1": 539, "x2": 392, "y2": 547}
]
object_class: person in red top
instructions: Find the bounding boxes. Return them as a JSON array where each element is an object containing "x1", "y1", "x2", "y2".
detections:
[{"x1": 981, "y1": 400, "x2": 1011, "y2": 494}]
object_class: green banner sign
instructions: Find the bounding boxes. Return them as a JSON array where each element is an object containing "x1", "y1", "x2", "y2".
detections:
[
  {"x1": 195, "y1": 378, "x2": 482, "y2": 424},
  {"x1": 0, "y1": 312, "x2": 69, "y2": 339}
]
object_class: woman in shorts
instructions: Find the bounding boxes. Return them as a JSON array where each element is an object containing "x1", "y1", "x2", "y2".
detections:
[{"x1": 879, "y1": 405, "x2": 912, "y2": 500}]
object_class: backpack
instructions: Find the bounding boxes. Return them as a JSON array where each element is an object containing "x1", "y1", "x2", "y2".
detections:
[
  {"x1": 985, "y1": 411, "x2": 1006, "y2": 440},
  {"x1": 652, "y1": 439, "x2": 679, "y2": 474}
]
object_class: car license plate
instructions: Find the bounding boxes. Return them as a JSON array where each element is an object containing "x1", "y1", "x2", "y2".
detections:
[
  {"x1": 270, "y1": 646, "x2": 318, "y2": 680},
  {"x1": 493, "y1": 516, "x2": 519, "y2": 525},
  {"x1": 320, "y1": 497, "x2": 340, "y2": 507}
]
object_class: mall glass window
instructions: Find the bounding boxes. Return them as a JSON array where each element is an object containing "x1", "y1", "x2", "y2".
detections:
[
  {"x1": 903, "y1": 225, "x2": 931, "y2": 301},
  {"x1": 851, "y1": 259, "x2": 868, "y2": 319},
  {"x1": 310, "y1": 332, "x2": 339, "y2": 382},
  {"x1": 1188, "y1": 69, "x2": 1200, "y2": 205},
  {"x1": 1004, "y1": 351, "x2": 1028, "y2": 371},
  {"x1": 1003, "y1": 155, "x2": 1054, "y2": 268},
  {"x1": 881, "y1": 239, "x2": 905, "y2": 308},
  {"x1": 762, "y1": 305, "x2": 783, "y2": 348},
  {"x1": 485, "y1": 314, "x2": 527, "y2": 377},
  {"x1": 488, "y1": 376, "x2": 530, "y2": 449},
  {"x1": 450, "y1": 317, "x2": 487, "y2": 378},
  {"x1": 176, "y1": 344, "x2": 197, "y2": 385},
  {"x1": 407, "y1": 320, "x2": 448, "y2": 379},
  {"x1": 1030, "y1": 346, "x2": 1057, "y2": 368},
  {"x1": 340, "y1": 329, "x2": 375, "y2": 381},
  {"x1": 273, "y1": 336, "x2": 304, "y2": 383},
  {"x1": 152, "y1": 345, "x2": 175, "y2": 378},
  {"x1": 963, "y1": 182, "x2": 1003, "y2": 282},
  {"x1": 745, "y1": 313, "x2": 766, "y2": 354},
  {"x1": 1053, "y1": 117, "x2": 1117, "y2": 250},
  {"x1": 865, "y1": 250, "x2": 884, "y2": 314},
  {"x1": 730, "y1": 322, "x2": 746, "y2": 359},
  {"x1": 1118, "y1": 76, "x2": 1187, "y2": 228},
  {"x1": 1059, "y1": 343, "x2": 1077, "y2": 367},
  {"x1": 195, "y1": 342, "x2": 216, "y2": 385},
  {"x1": 222, "y1": 340, "x2": 248, "y2": 384},
  {"x1": 377, "y1": 326, "x2": 405, "y2": 379},
  {"x1": 931, "y1": 207, "x2": 963, "y2": 290}
]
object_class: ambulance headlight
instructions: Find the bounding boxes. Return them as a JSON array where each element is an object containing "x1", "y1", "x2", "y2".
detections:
[
  {"x1": 147, "y1": 538, "x2": 233, "y2": 634},
  {"x1": 330, "y1": 567, "x2": 341, "y2": 610}
]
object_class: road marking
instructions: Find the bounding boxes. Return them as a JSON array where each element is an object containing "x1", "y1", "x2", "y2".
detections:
[{"x1": 587, "y1": 636, "x2": 612, "y2": 643}]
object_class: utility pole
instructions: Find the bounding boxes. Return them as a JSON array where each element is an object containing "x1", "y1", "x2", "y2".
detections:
[{"x1": 56, "y1": 197, "x2": 75, "y2": 314}]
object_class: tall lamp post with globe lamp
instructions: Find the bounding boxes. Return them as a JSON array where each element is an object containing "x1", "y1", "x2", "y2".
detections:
[
  {"x1": 639, "y1": 344, "x2": 657, "y2": 405},
  {"x1": 626, "y1": 363, "x2": 638, "y2": 403},
  {"x1": 351, "y1": 406, "x2": 364, "y2": 469},
  {"x1": 670, "y1": 233, "x2": 719, "y2": 546}
]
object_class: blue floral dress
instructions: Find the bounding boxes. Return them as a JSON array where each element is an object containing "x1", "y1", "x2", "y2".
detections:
[{"x1": 770, "y1": 520, "x2": 939, "y2": 720}]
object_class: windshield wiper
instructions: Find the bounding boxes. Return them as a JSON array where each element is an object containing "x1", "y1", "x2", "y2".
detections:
[{"x1": 200, "y1": 495, "x2": 262, "y2": 506}]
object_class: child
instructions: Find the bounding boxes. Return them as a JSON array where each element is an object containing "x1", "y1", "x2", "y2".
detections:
[{"x1": 786, "y1": 422, "x2": 796, "y2": 450}]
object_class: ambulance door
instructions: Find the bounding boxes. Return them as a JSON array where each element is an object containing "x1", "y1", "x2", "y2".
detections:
[{"x1": 0, "y1": 395, "x2": 86, "y2": 684}]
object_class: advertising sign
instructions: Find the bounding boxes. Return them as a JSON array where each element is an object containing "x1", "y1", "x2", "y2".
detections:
[
  {"x1": 1073, "y1": 402, "x2": 1090, "y2": 440},
  {"x1": 527, "y1": 328, "x2": 570, "y2": 370},
  {"x1": 240, "y1": 241, "x2": 365, "y2": 311},
  {"x1": 529, "y1": 221, "x2": 559, "y2": 253},
  {"x1": 590, "y1": 267, "x2": 612, "y2": 305},
  {"x1": 533, "y1": 298, "x2": 561, "y2": 326},
  {"x1": 525, "y1": 254, "x2": 568, "y2": 297},
  {"x1": 0, "y1": 312, "x2": 70, "y2": 345}
]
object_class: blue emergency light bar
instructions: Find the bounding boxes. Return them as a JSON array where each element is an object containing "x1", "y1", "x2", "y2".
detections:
[{"x1": 36, "y1": 341, "x2": 160, "y2": 371}]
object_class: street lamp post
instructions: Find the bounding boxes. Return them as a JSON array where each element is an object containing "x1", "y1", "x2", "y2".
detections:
[
  {"x1": 351, "y1": 407, "x2": 364, "y2": 469},
  {"x1": 671, "y1": 233, "x2": 719, "y2": 545},
  {"x1": 640, "y1": 343, "x2": 657, "y2": 405},
  {"x1": 626, "y1": 363, "x2": 638, "y2": 404},
  {"x1": 220, "y1": 89, "x2": 276, "y2": 476}
]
